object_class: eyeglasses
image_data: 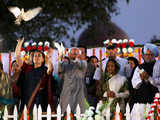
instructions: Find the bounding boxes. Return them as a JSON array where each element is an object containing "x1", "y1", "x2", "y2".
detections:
[{"x1": 144, "y1": 54, "x2": 153, "y2": 56}]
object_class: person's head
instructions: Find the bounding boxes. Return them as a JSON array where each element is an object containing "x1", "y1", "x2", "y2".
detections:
[
  {"x1": 63, "y1": 56, "x2": 70, "y2": 62},
  {"x1": 33, "y1": 51, "x2": 45, "y2": 67},
  {"x1": 106, "y1": 59, "x2": 120, "y2": 76},
  {"x1": 106, "y1": 47, "x2": 118, "y2": 59},
  {"x1": 77, "y1": 45, "x2": 87, "y2": 60},
  {"x1": 127, "y1": 57, "x2": 139, "y2": 69},
  {"x1": 142, "y1": 48, "x2": 154, "y2": 63},
  {"x1": 11, "y1": 60, "x2": 20, "y2": 73},
  {"x1": 86, "y1": 56, "x2": 90, "y2": 63},
  {"x1": 142, "y1": 43, "x2": 159, "y2": 63},
  {"x1": 68, "y1": 47, "x2": 81, "y2": 60},
  {"x1": 88, "y1": 56, "x2": 99, "y2": 68}
]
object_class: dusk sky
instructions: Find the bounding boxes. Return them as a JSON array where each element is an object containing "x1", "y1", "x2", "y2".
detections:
[{"x1": 111, "y1": 0, "x2": 160, "y2": 45}]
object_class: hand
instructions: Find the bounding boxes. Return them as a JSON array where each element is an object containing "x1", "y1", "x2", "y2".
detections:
[
  {"x1": 47, "y1": 48, "x2": 53, "y2": 57},
  {"x1": 107, "y1": 90, "x2": 116, "y2": 98},
  {"x1": 140, "y1": 73, "x2": 145, "y2": 80},
  {"x1": 143, "y1": 71, "x2": 149, "y2": 80},
  {"x1": 140, "y1": 71, "x2": 149, "y2": 81},
  {"x1": 17, "y1": 36, "x2": 24, "y2": 43},
  {"x1": 47, "y1": 56, "x2": 53, "y2": 74}
]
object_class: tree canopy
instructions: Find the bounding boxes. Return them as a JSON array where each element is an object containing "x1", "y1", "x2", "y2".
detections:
[
  {"x1": 150, "y1": 35, "x2": 160, "y2": 44},
  {"x1": 0, "y1": 0, "x2": 130, "y2": 51}
]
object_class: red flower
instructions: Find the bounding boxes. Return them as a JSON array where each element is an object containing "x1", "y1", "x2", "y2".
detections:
[
  {"x1": 26, "y1": 46, "x2": 31, "y2": 51},
  {"x1": 129, "y1": 41, "x2": 134, "y2": 47},
  {"x1": 117, "y1": 44, "x2": 121, "y2": 48},
  {"x1": 32, "y1": 46, "x2": 37, "y2": 50},
  {"x1": 21, "y1": 47, "x2": 25, "y2": 51},
  {"x1": 121, "y1": 43, "x2": 126, "y2": 48},
  {"x1": 37, "y1": 46, "x2": 43, "y2": 51},
  {"x1": 44, "y1": 46, "x2": 49, "y2": 51}
]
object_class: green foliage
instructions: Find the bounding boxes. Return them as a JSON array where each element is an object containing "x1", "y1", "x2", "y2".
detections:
[
  {"x1": 0, "y1": 0, "x2": 130, "y2": 51},
  {"x1": 150, "y1": 35, "x2": 160, "y2": 44},
  {"x1": 126, "y1": 0, "x2": 130, "y2": 4},
  {"x1": 84, "y1": 98, "x2": 90, "y2": 109},
  {"x1": 99, "y1": 99, "x2": 109, "y2": 112},
  {"x1": 0, "y1": 106, "x2": 5, "y2": 120}
]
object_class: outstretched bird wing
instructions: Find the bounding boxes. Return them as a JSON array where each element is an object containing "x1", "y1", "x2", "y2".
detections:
[
  {"x1": 60, "y1": 43, "x2": 65, "y2": 55},
  {"x1": 54, "y1": 42, "x2": 61, "y2": 51},
  {"x1": 8, "y1": 6, "x2": 21, "y2": 18},
  {"x1": 54, "y1": 42, "x2": 65, "y2": 57},
  {"x1": 23, "y1": 7, "x2": 42, "y2": 21},
  {"x1": 54, "y1": 42, "x2": 61, "y2": 55}
]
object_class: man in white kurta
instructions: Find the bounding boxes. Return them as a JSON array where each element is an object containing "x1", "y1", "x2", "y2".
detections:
[{"x1": 131, "y1": 43, "x2": 159, "y2": 120}]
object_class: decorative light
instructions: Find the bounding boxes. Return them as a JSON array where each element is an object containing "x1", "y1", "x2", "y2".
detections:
[
  {"x1": 122, "y1": 48, "x2": 127, "y2": 53},
  {"x1": 128, "y1": 47, "x2": 133, "y2": 53}
]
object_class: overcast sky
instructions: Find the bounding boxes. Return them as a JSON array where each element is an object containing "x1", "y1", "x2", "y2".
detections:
[{"x1": 111, "y1": 0, "x2": 160, "y2": 45}]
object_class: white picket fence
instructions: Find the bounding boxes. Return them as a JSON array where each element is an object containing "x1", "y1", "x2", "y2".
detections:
[{"x1": 1, "y1": 103, "x2": 157, "y2": 120}]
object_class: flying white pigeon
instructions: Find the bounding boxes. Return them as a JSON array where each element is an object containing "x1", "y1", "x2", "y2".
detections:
[
  {"x1": 8, "y1": 6, "x2": 42, "y2": 25},
  {"x1": 54, "y1": 42, "x2": 65, "y2": 57}
]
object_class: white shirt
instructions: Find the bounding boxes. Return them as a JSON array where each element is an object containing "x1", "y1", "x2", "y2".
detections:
[
  {"x1": 131, "y1": 67, "x2": 142, "y2": 89},
  {"x1": 93, "y1": 56, "x2": 128, "y2": 80},
  {"x1": 151, "y1": 60, "x2": 160, "y2": 90},
  {"x1": 132, "y1": 60, "x2": 160, "y2": 90},
  {"x1": 103, "y1": 74, "x2": 128, "y2": 98}
]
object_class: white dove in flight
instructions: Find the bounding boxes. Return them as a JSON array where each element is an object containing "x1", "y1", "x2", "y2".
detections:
[
  {"x1": 54, "y1": 42, "x2": 65, "y2": 57},
  {"x1": 8, "y1": 6, "x2": 42, "y2": 25}
]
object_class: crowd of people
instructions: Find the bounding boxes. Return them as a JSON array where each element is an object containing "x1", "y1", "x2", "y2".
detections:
[{"x1": 0, "y1": 37, "x2": 160, "y2": 119}]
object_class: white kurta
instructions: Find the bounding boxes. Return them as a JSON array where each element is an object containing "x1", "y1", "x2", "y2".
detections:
[
  {"x1": 99, "y1": 74, "x2": 129, "y2": 116},
  {"x1": 103, "y1": 74, "x2": 129, "y2": 105},
  {"x1": 131, "y1": 61, "x2": 159, "y2": 120}
]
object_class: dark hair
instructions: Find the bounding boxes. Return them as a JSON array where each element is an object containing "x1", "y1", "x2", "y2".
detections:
[
  {"x1": 88, "y1": 56, "x2": 99, "y2": 63},
  {"x1": 127, "y1": 57, "x2": 139, "y2": 68},
  {"x1": 0, "y1": 61, "x2": 3, "y2": 70},
  {"x1": 64, "y1": 56, "x2": 70, "y2": 63},
  {"x1": 86, "y1": 56, "x2": 90, "y2": 63},
  {"x1": 105, "y1": 59, "x2": 120, "y2": 74},
  {"x1": 106, "y1": 44, "x2": 117, "y2": 50},
  {"x1": 77, "y1": 45, "x2": 87, "y2": 55},
  {"x1": 33, "y1": 51, "x2": 46, "y2": 67},
  {"x1": 64, "y1": 56, "x2": 69, "y2": 60},
  {"x1": 141, "y1": 48, "x2": 144, "y2": 54}
]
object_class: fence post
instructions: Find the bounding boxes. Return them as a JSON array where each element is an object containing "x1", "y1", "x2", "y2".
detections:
[
  {"x1": 33, "y1": 104, "x2": 37, "y2": 120},
  {"x1": 13, "y1": 106, "x2": 18, "y2": 120},
  {"x1": 135, "y1": 103, "x2": 141, "y2": 120},
  {"x1": 76, "y1": 104, "x2": 81, "y2": 120},
  {"x1": 115, "y1": 103, "x2": 120, "y2": 120},
  {"x1": 125, "y1": 103, "x2": 130, "y2": 120},
  {"x1": 38, "y1": 105, "x2": 42, "y2": 120},
  {"x1": 3, "y1": 106, "x2": 8, "y2": 120},
  {"x1": 23, "y1": 105, "x2": 28, "y2": 120},
  {"x1": 66, "y1": 104, "x2": 71, "y2": 120},
  {"x1": 57, "y1": 104, "x2": 61, "y2": 120},
  {"x1": 47, "y1": 105, "x2": 51, "y2": 120}
]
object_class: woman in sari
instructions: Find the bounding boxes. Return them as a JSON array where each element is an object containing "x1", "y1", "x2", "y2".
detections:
[
  {"x1": 99, "y1": 59, "x2": 129, "y2": 118},
  {"x1": 17, "y1": 50, "x2": 54, "y2": 112}
]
